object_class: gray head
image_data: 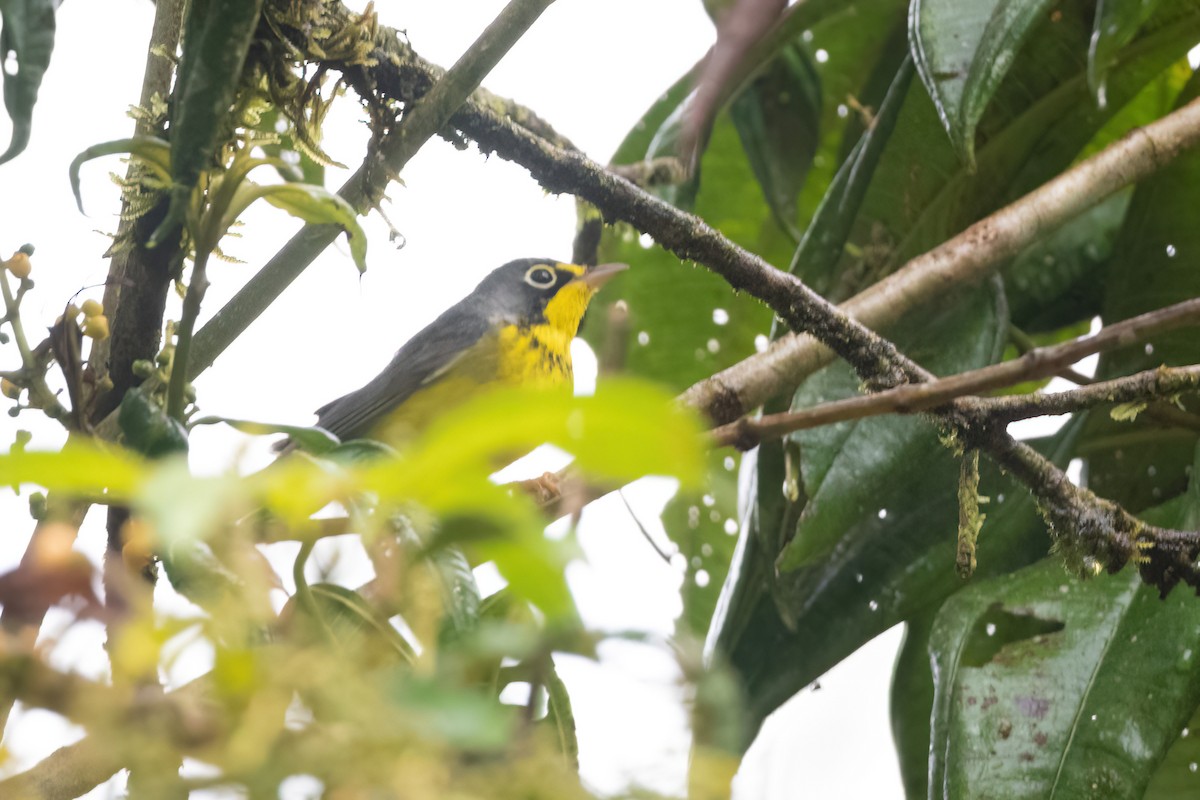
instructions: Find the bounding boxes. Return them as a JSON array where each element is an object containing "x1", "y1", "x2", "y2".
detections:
[{"x1": 465, "y1": 258, "x2": 627, "y2": 329}]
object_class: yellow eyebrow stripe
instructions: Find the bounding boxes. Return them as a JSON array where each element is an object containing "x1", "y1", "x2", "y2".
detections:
[{"x1": 556, "y1": 262, "x2": 586, "y2": 277}]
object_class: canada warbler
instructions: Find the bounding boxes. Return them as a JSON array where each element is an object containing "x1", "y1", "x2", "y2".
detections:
[{"x1": 310, "y1": 258, "x2": 627, "y2": 445}]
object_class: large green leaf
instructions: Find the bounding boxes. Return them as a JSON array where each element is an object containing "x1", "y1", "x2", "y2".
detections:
[
  {"x1": 1143, "y1": 703, "x2": 1200, "y2": 798},
  {"x1": 910, "y1": 0, "x2": 1057, "y2": 165},
  {"x1": 1082, "y1": 66, "x2": 1200, "y2": 512},
  {"x1": 584, "y1": 0, "x2": 904, "y2": 392},
  {"x1": 1001, "y1": 192, "x2": 1128, "y2": 334},
  {"x1": 714, "y1": 413, "x2": 1086, "y2": 739},
  {"x1": 890, "y1": 610, "x2": 938, "y2": 800},
  {"x1": 790, "y1": 55, "x2": 915, "y2": 299},
  {"x1": 0, "y1": 0, "x2": 56, "y2": 165},
  {"x1": 927, "y1": 494, "x2": 1200, "y2": 800},
  {"x1": 730, "y1": 43, "x2": 822, "y2": 241},
  {"x1": 710, "y1": 284, "x2": 1063, "y2": 736},
  {"x1": 833, "y1": 0, "x2": 1200, "y2": 298},
  {"x1": 776, "y1": 285, "x2": 1006, "y2": 573}
]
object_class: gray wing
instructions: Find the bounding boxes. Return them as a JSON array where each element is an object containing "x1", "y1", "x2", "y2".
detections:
[{"x1": 315, "y1": 303, "x2": 492, "y2": 442}]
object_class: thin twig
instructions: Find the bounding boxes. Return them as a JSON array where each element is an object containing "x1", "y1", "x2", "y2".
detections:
[
  {"x1": 712, "y1": 299, "x2": 1200, "y2": 447},
  {"x1": 165, "y1": 252, "x2": 208, "y2": 419},
  {"x1": 1009, "y1": 325, "x2": 1096, "y2": 385},
  {"x1": 618, "y1": 489, "x2": 673, "y2": 564}
]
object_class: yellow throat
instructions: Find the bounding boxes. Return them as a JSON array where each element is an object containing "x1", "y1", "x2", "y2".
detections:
[{"x1": 496, "y1": 263, "x2": 595, "y2": 388}]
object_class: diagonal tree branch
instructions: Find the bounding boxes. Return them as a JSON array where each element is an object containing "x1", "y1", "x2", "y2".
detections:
[{"x1": 680, "y1": 95, "x2": 1200, "y2": 422}]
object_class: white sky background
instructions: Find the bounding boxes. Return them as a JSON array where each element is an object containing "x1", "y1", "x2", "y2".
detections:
[{"x1": 0, "y1": 1, "x2": 973, "y2": 797}]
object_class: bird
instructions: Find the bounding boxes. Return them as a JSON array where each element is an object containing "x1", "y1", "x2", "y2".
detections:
[{"x1": 304, "y1": 258, "x2": 628, "y2": 447}]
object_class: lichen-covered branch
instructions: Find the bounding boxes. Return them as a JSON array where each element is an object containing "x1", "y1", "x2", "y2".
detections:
[
  {"x1": 977, "y1": 429, "x2": 1195, "y2": 595},
  {"x1": 981, "y1": 365, "x2": 1200, "y2": 426}
]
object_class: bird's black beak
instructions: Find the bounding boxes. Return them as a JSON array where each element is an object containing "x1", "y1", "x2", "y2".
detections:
[{"x1": 578, "y1": 262, "x2": 629, "y2": 289}]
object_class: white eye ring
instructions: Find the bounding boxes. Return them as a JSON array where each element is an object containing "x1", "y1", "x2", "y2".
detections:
[{"x1": 525, "y1": 265, "x2": 557, "y2": 288}]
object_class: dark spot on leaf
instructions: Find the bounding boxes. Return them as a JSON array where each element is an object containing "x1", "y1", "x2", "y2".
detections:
[
  {"x1": 1034, "y1": 731, "x2": 1048, "y2": 746},
  {"x1": 1015, "y1": 695, "x2": 1050, "y2": 720}
]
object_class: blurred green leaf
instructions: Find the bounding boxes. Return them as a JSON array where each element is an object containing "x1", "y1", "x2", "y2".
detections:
[
  {"x1": 191, "y1": 415, "x2": 340, "y2": 455},
  {"x1": 382, "y1": 672, "x2": 517, "y2": 750},
  {"x1": 543, "y1": 657, "x2": 579, "y2": 770},
  {"x1": 0, "y1": 0, "x2": 56, "y2": 165},
  {"x1": 138, "y1": 460, "x2": 246, "y2": 549},
  {"x1": 396, "y1": 379, "x2": 705, "y2": 490},
  {"x1": 254, "y1": 380, "x2": 702, "y2": 620},
  {"x1": 0, "y1": 441, "x2": 147, "y2": 497},
  {"x1": 284, "y1": 582, "x2": 417, "y2": 665},
  {"x1": 927, "y1": 494, "x2": 1200, "y2": 800}
]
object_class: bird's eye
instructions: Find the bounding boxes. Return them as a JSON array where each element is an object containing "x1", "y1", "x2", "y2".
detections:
[{"x1": 525, "y1": 266, "x2": 556, "y2": 288}]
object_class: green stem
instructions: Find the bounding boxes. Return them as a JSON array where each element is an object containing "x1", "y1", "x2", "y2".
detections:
[
  {"x1": 0, "y1": 270, "x2": 34, "y2": 365},
  {"x1": 165, "y1": 251, "x2": 209, "y2": 420},
  {"x1": 292, "y1": 539, "x2": 316, "y2": 616},
  {"x1": 0, "y1": 270, "x2": 68, "y2": 421}
]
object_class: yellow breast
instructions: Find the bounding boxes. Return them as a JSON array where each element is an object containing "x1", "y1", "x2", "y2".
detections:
[{"x1": 495, "y1": 322, "x2": 575, "y2": 388}]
